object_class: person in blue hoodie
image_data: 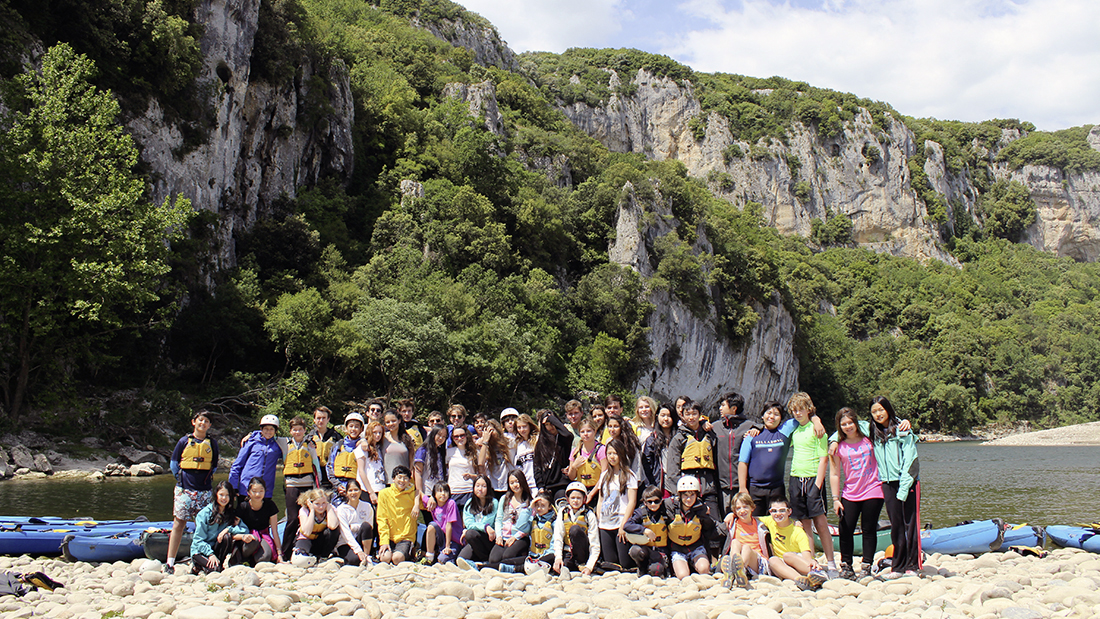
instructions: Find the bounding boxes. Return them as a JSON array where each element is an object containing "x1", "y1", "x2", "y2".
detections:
[{"x1": 228, "y1": 415, "x2": 284, "y2": 506}]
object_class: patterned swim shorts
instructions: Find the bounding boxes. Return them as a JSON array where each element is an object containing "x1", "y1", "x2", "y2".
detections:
[{"x1": 173, "y1": 486, "x2": 212, "y2": 521}]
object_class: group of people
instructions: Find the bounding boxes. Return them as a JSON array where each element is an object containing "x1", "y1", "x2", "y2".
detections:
[{"x1": 163, "y1": 393, "x2": 921, "y2": 589}]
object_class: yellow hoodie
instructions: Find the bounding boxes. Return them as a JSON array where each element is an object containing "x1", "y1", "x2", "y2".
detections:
[{"x1": 377, "y1": 482, "x2": 417, "y2": 545}]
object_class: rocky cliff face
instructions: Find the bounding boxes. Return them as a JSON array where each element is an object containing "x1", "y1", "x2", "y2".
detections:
[
  {"x1": 414, "y1": 15, "x2": 518, "y2": 71},
  {"x1": 609, "y1": 181, "x2": 798, "y2": 412},
  {"x1": 560, "y1": 68, "x2": 1099, "y2": 265},
  {"x1": 127, "y1": 0, "x2": 354, "y2": 272}
]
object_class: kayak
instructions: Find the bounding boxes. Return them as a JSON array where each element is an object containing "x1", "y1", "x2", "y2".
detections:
[
  {"x1": 1000, "y1": 523, "x2": 1045, "y2": 550},
  {"x1": 815, "y1": 521, "x2": 893, "y2": 556},
  {"x1": 142, "y1": 530, "x2": 194, "y2": 562},
  {"x1": 1045, "y1": 526, "x2": 1100, "y2": 553},
  {"x1": 62, "y1": 529, "x2": 146, "y2": 563},
  {"x1": 0, "y1": 519, "x2": 175, "y2": 556},
  {"x1": 0, "y1": 516, "x2": 153, "y2": 528},
  {"x1": 920, "y1": 518, "x2": 1005, "y2": 555}
]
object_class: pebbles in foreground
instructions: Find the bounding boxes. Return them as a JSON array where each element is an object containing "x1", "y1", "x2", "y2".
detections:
[{"x1": 1, "y1": 548, "x2": 1098, "y2": 619}]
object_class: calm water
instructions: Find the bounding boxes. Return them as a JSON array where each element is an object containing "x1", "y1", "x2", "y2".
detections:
[{"x1": 0, "y1": 444, "x2": 1097, "y2": 527}]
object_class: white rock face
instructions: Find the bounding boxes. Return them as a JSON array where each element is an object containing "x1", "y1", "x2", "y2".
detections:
[
  {"x1": 415, "y1": 17, "x2": 518, "y2": 71},
  {"x1": 1012, "y1": 165, "x2": 1100, "y2": 261},
  {"x1": 609, "y1": 182, "x2": 798, "y2": 410},
  {"x1": 443, "y1": 80, "x2": 505, "y2": 136},
  {"x1": 126, "y1": 0, "x2": 354, "y2": 271}
]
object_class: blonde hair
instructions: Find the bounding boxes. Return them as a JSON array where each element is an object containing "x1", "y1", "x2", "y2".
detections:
[
  {"x1": 634, "y1": 396, "x2": 658, "y2": 426},
  {"x1": 787, "y1": 392, "x2": 816, "y2": 416},
  {"x1": 297, "y1": 488, "x2": 330, "y2": 507},
  {"x1": 515, "y1": 414, "x2": 538, "y2": 447},
  {"x1": 732, "y1": 491, "x2": 756, "y2": 512}
]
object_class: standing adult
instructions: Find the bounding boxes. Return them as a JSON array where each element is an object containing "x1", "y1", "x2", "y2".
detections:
[
  {"x1": 870, "y1": 396, "x2": 921, "y2": 578},
  {"x1": 307, "y1": 406, "x2": 342, "y2": 490},
  {"x1": 534, "y1": 409, "x2": 574, "y2": 502},
  {"x1": 712, "y1": 392, "x2": 758, "y2": 521},
  {"x1": 229, "y1": 415, "x2": 283, "y2": 507},
  {"x1": 278, "y1": 416, "x2": 321, "y2": 561}
]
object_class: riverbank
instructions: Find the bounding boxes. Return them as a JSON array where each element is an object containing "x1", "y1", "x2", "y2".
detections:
[
  {"x1": 2, "y1": 547, "x2": 1098, "y2": 619},
  {"x1": 981, "y1": 421, "x2": 1100, "y2": 446}
]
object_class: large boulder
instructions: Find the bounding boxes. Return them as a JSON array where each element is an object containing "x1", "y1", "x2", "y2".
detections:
[
  {"x1": 9, "y1": 444, "x2": 35, "y2": 470},
  {"x1": 32, "y1": 453, "x2": 53, "y2": 474},
  {"x1": 119, "y1": 446, "x2": 167, "y2": 466}
]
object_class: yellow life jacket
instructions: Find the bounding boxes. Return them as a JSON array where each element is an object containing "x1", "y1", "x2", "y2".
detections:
[
  {"x1": 669, "y1": 512, "x2": 702, "y2": 546},
  {"x1": 284, "y1": 442, "x2": 314, "y2": 477},
  {"x1": 531, "y1": 516, "x2": 554, "y2": 555},
  {"x1": 642, "y1": 513, "x2": 669, "y2": 547},
  {"x1": 562, "y1": 509, "x2": 591, "y2": 547},
  {"x1": 179, "y1": 437, "x2": 213, "y2": 471},
  {"x1": 332, "y1": 445, "x2": 358, "y2": 481},
  {"x1": 406, "y1": 426, "x2": 424, "y2": 450},
  {"x1": 312, "y1": 433, "x2": 335, "y2": 466},
  {"x1": 575, "y1": 447, "x2": 601, "y2": 488},
  {"x1": 682, "y1": 435, "x2": 714, "y2": 470},
  {"x1": 304, "y1": 514, "x2": 326, "y2": 540}
]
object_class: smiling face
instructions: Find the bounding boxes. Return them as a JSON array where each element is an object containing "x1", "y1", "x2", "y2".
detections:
[
  {"x1": 636, "y1": 399, "x2": 653, "y2": 423},
  {"x1": 473, "y1": 477, "x2": 489, "y2": 499},
  {"x1": 734, "y1": 501, "x2": 753, "y2": 522},
  {"x1": 762, "y1": 407, "x2": 782, "y2": 430},
  {"x1": 508, "y1": 473, "x2": 523, "y2": 496},
  {"x1": 840, "y1": 416, "x2": 859, "y2": 440},
  {"x1": 215, "y1": 487, "x2": 231, "y2": 508},
  {"x1": 192, "y1": 415, "x2": 211, "y2": 438},
  {"x1": 393, "y1": 472, "x2": 411, "y2": 491},
  {"x1": 516, "y1": 418, "x2": 532, "y2": 440},
  {"x1": 682, "y1": 407, "x2": 701, "y2": 430},
  {"x1": 658, "y1": 408, "x2": 673, "y2": 430},
  {"x1": 261, "y1": 425, "x2": 277, "y2": 439},
  {"x1": 605, "y1": 444, "x2": 620, "y2": 468},
  {"x1": 371, "y1": 424, "x2": 384, "y2": 444},
  {"x1": 248, "y1": 483, "x2": 265, "y2": 502},
  {"x1": 434, "y1": 486, "x2": 450, "y2": 504},
  {"x1": 428, "y1": 412, "x2": 443, "y2": 426},
  {"x1": 606, "y1": 418, "x2": 621, "y2": 440},
  {"x1": 346, "y1": 483, "x2": 362, "y2": 502},
  {"x1": 384, "y1": 413, "x2": 400, "y2": 435},
  {"x1": 434, "y1": 430, "x2": 447, "y2": 447},
  {"x1": 591, "y1": 408, "x2": 606, "y2": 427},
  {"x1": 871, "y1": 402, "x2": 889, "y2": 425},
  {"x1": 290, "y1": 424, "x2": 306, "y2": 443},
  {"x1": 346, "y1": 420, "x2": 363, "y2": 439},
  {"x1": 769, "y1": 502, "x2": 791, "y2": 526},
  {"x1": 568, "y1": 490, "x2": 586, "y2": 510},
  {"x1": 452, "y1": 428, "x2": 468, "y2": 445},
  {"x1": 367, "y1": 404, "x2": 383, "y2": 421}
]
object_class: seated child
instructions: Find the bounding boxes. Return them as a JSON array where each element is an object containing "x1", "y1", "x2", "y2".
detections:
[
  {"x1": 667, "y1": 476, "x2": 720, "y2": 580},
  {"x1": 514, "y1": 491, "x2": 557, "y2": 574},
  {"x1": 724, "y1": 491, "x2": 768, "y2": 587},
  {"x1": 335, "y1": 480, "x2": 375, "y2": 566},
  {"x1": 623, "y1": 485, "x2": 671, "y2": 577},
  {"x1": 292, "y1": 488, "x2": 340, "y2": 566},
  {"x1": 421, "y1": 482, "x2": 462, "y2": 565},
  {"x1": 551, "y1": 482, "x2": 601, "y2": 575},
  {"x1": 377, "y1": 465, "x2": 417, "y2": 564},
  {"x1": 761, "y1": 498, "x2": 827, "y2": 591},
  {"x1": 191, "y1": 481, "x2": 248, "y2": 574}
]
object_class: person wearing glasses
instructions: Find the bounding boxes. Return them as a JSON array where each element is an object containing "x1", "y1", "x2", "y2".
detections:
[
  {"x1": 446, "y1": 404, "x2": 478, "y2": 446},
  {"x1": 760, "y1": 498, "x2": 827, "y2": 591},
  {"x1": 623, "y1": 485, "x2": 672, "y2": 577}
]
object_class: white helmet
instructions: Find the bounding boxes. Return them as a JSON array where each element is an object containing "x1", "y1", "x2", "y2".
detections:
[
  {"x1": 344, "y1": 412, "x2": 365, "y2": 426},
  {"x1": 676, "y1": 476, "x2": 700, "y2": 493},
  {"x1": 259, "y1": 414, "x2": 280, "y2": 428},
  {"x1": 566, "y1": 482, "x2": 588, "y2": 497}
]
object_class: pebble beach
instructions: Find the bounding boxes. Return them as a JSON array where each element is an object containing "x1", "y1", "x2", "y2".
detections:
[{"x1": 3, "y1": 547, "x2": 1099, "y2": 619}]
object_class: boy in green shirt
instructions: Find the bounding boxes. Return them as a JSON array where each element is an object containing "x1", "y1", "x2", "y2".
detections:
[
  {"x1": 761, "y1": 498, "x2": 827, "y2": 590},
  {"x1": 786, "y1": 392, "x2": 836, "y2": 577}
]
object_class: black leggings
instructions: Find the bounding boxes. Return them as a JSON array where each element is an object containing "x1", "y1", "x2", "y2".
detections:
[
  {"x1": 192, "y1": 535, "x2": 236, "y2": 574},
  {"x1": 628, "y1": 545, "x2": 668, "y2": 577},
  {"x1": 238, "y1": 536, "x2": 275, "y2": 566},
  {"x1": 488, "y1": 537, "x2": 530, "y2": 566},
  {"x1": 459, "y1": 529, "x2": 494, "y2": 562},
  {"x1": 336, "y1": 522, "x2": 375, "y2": 565},
  {"x1": 282, "y1": 486, "x2": 306, "y2": 560},
  {"x1": 599, "y1": 529, "x2": 633, "y2": 569},
  {"x1": 839, "y1": 497, "x2": 884, "y2": 567},
  {"x1": 883, "y1": 481, "x2": 921, "y2": 573},
  {"x1": 294, "y1": 527, "x2": 339, "y2": 559}
]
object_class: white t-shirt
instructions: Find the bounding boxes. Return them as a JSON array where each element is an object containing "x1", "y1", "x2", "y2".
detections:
[
  {"x1": 447, "y1": 446, "x2": 476, "y2": 494},
  {"x1": 353, "y1": 444, "x2": 386, "y2": 494},
  {"x1": 336, "y1": 500, "x2": 375, "y2": 554},
  {"x1": 596, "y1": 469, "x2": 639, "y2": 530},
  {"x1": 513, "y1": 441, "x2": 536, "y2": 493}
]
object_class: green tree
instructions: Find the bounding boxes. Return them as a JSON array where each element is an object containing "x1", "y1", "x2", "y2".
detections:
[
  {"x1": 978, "y1": 180, "x2": 1036, "y2": 242},
  {"x1": 0, "y1": 44, "x2": 190, "y2": 418}
]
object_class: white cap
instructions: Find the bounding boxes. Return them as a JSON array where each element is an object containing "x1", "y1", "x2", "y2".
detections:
[
  {"x1": 260, "y1": 414, "x2": 280, "y2": 428},
  {"x1": 500, "y1": 407, "x2": 520, "y2": 419},
  {"x1": 344, "y1": 412, "x2": 365, "y2": 425},
  {"x1": 676, "y1": 476, "x2": 700, "y2": 493}
]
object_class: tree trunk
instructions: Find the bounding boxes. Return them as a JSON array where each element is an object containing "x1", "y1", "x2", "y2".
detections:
[{"x1": 10, "y1": 299, "x2": 32, "y2": 419}]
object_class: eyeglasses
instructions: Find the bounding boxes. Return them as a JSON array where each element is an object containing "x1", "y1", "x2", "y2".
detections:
[
  {"x1": 453, "y1": 433, "x2": 466, "y2": 439},
  {"x1": 450, "y1": 415, "x2": 463, "y2": 420},
  {"x1": 769, "y1": 508, "x2": 789, "y2": 514}
]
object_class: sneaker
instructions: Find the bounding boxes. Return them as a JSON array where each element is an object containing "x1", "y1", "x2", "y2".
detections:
[
  {"x1": 796, "y1": 576, "x2": 815, "y2": 591},
  {"x1": 523, "y1": 558, "x2": 548, "y2": 575},
  {"x1": 879, "y1": 570, "x2": 905, "y2": 581},
  {"x1": 456, "y1": 557, "x2": 476, "y2": 571},
  {"x1": 806, "y1": 569, "x2": 828, "y2": 589},
  {"x1": 499, "y1": 563, "x2": 516, "y2": 574},
  {"x1": 162, "y1": 563, "x2": 176, "y2": 575},
  {"x1": 858, "y1": 565, "x2": 873, "y2": 579},
  {"x1": 826, "y1": 567, "x2": 839, "y2": 580},
  {"x1": 839, "y1": 564, "x2": 856, "y2": 580},
  {"x1": 729, "y1": 555, "x2": 749, "y2": 588}
]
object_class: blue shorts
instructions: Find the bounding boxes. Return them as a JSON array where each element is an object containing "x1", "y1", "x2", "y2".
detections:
[{"x1": 671, "y1": 545, "x2": 708, "y2": 565}]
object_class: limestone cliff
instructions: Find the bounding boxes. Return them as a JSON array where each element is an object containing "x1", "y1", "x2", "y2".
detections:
[
  {"x1": 609, "y1": 181, "x2": 798, "y2": 412},
  {"x1": 413, "y1": 15, "x2": 517, "y2": 71},
  {"x1": 127, "y1": 0, "x2": 354, "y2": 272},
  {"x1": 559, "y1": 68, "x2": 1099, "y2": 265}
]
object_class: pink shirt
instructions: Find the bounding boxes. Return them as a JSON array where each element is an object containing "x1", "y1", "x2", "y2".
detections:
[
  {"x1": 425, "y1": 496, "x2": 463, "y2": 542},
  {"x1": 838, "y1": 437, "x2": 884, "y2": 501}
]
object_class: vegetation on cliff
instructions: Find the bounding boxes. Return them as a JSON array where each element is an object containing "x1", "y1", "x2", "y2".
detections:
[{"x1": 0, "y1": 0, "x2": 1098, "y2": 438}]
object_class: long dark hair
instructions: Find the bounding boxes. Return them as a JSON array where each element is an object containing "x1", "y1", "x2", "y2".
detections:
[
  {"x1": 870, "y1": 396, "x2": 899, "y2": 444},
  {"x1": 210, "y1": 481, "x2": 237, "y2": 526},
  {"x1": 467, "y1": 474, "x2": 496, "y2": 516},
  {"x1": 649, "y1": 404, "x2": 678, "y2": 452},
  {"x1": 423, "y1": 425, "x2": 448, "y2": 480},
  {"x1": 607, "y1": 413, "x2": 641, "y2": 468},
  {"x1": 534, "y1": 409, "x2": 561, "y2": 471},
  {"x1": 384, "y1": 410, "x2": 415, "y2": 452},
  {"x1": 504, "y1": 469, "x2": 532, "y2": 505},
  {"x1": 835, "y1": 407, "x2": 866, "y2": 441}
]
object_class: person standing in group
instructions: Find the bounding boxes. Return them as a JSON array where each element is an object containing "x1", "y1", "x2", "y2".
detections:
[
  {"x1": 414, "y1": 425, "x2": 449, "y2": 512},
  {"x1": 829, "y1": 407, "x2": 884, "y2": 579},
  {"x1": 632, "y1": 396, "x2": 658, "y2": 444},
  {"x1": 278, "y1": 415, "x2": 322, "y2": 561},
  {"x1": 447, "y1": 404, "x2": 477, "y2": 445},
  {"x1": 477, "y1": 418, "x2": 513, "y2": 493},
  {"x1": 500, "y1": 407, "x2": 520, "y2": 441},
  {"x1": 567, "y1": 418, "x2": 606, "y2": 504},
  {"x1": 355, "y1": 421, "x2": 387, "y2": 504},
  {"x1": 327, "y1": 412, "x2": 365, "y2": 505},
  {"x1": 564, "y1": 400, "x2": 585, "y2": 446},
  {"x1": 228, "y1": 414, "x2": 283, "y2": 508},
  {"x1": 382, "y1": 410, "x2": 415, "y2": 486},
  {"x1": 446, "y1": 425, "x2": 480, "y2": 507},
  {"x1": 591, "y1": 404, "x2": 609, "y2": 444},
  {"x1": 869, "y1": 396, "x2": 921, "y2": 578},
  {"x1": 166, "y1": 410, "x2": 219, "y2": 574},
  {"x1": 785, "y1": 392, "x2": 837, "y2": 578},
  {"x1": 397, "y1": 398, "x2": 424, "y2": 449},
  {"x1": 512, "y1": 413, "x2": 539, "y2": 493},
  {"x1": 641, "y1": 404, "x2": 677, "y2": 496},
  {"x1": 366, "y1": 399, "x2": 385, "y2": 424},
  {"x1": 534, "y1": 409, "x2": 574, "y2": 502},
  {"x1": 307, "y1": 406, "x2": 341, "y2": 490},
  {"x1": 596, "y1": 439, "x2": 639, "y2": 571},
  {"x1": 605, "y1": 414, "x2": 643, "y2": 478},
  {"x1": 665, "y1": 401, "x2": 721, "y2": 522},
  {"x1": 738, "y1": 401, "x2": 826, "y2": 518},
  {"x1": 712, "y1": 392, "x2": 758, "y2": 517}
]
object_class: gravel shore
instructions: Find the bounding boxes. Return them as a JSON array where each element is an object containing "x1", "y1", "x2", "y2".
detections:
[
  {"x1": 2, "y1": 546, "x2": 1098, "y2": 619},
  {"x1": 981, "y1": 421, "x2": 1100, "y2": 446}
]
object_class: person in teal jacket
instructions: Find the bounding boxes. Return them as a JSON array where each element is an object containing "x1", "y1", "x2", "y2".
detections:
[
  {"x1": 191, "y1": 481, "x2": 249, "y2": 574},
  {"x1": 457, "y1": 475, "x2": 499, "y2": 565}
]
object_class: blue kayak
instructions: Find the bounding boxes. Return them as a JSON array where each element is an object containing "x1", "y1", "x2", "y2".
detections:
[
  {"x1": 1, "y1": 519, "x2": 175, "y2": 556},
  {"x1": 1000, "y1": 524, "x2": 1045, "y2": 549},
  {"x1": 62, "y1": 529, "x2": 146, "y2": 563},
  {"x1": 920, "y1": 518, "x2": 1005, "y2": 555},
  {"x1": 1046, "y1": 526, "x2": 1100, "y2": 553}
]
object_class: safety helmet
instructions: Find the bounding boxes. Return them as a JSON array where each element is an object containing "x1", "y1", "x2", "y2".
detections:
[
  {"x1": 676, "y1": 476, "x2": 700, "y2": 493},
  {"x1": 344, "y1": 412, "x2": 365, "y2": 426},
  {"x1": 566, "y1": 481, "x2": 588, "y2": 497},
  {"x1": 260, "y1": 414, "x2": 280, "y2": 428}
]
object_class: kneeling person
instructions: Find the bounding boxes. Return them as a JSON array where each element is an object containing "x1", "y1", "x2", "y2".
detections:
[{"x1": 377, "y1": 465, "x2": 417, "y2": 564}]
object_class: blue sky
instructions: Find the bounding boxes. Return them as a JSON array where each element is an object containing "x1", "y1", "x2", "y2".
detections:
[{"x1": 457, "y1": 0, "x2": 1099, "y2": 131}]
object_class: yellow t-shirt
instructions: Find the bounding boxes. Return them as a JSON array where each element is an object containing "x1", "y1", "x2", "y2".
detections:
[{"x1": 761, "y1": 516, "x2": 810, "y2": 558}]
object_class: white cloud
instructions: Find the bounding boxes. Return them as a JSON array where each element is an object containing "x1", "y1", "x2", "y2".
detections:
[
  {"x1": 661, "y1": 0, "x2": 1100, "y2": 130},
  {"x1": 457, "y1": 0, "x2": 632, "y2": 53}
]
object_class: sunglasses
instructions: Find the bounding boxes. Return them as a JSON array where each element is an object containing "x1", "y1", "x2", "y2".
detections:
[{"x1": 644, "y1": 499, "x2": 662, "y2": 505}]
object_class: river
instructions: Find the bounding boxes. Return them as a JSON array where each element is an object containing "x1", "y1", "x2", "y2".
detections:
[{"x1": 0, "y1": 443, "x2": 1096, "y2": 528}]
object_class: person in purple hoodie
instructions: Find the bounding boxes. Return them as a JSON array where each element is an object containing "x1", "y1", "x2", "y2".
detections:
[{"x1": 229, "y1": 415, "x2": 284, "y2": 506}]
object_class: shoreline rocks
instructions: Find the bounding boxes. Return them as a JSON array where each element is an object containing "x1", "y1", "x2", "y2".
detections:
[{"x1": 0, "y1": 547, "x2": 1097, "y2": 619}]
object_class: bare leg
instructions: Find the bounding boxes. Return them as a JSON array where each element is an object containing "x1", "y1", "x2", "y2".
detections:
[
  {"x1": 812, "y1": 514, "x2": 834, "y2": 564},
  {"x1": 672, "y1": 559, "x2": 691, "y2": 580},
  {"x1": 166, "y1": 518, "x2": 187, "y2": 566},
  {"x1": 693, "y1": 555, "x2": 710, "y2": 575}
]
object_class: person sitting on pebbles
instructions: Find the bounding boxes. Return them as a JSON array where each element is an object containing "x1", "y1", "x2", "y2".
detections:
[
  {"x1": 551, "y1": 482, "x2": 600, "y2": 575},
  {"x1": 666, "y1": 475, "x2": 721, "y2": 579},
  {"x1": 291, "y1": 489, "x2": 340, "y2": 566},
  {"x1": 623, "y1": 485, "x2": 672, "y2": 577},
  {"x1": 760, "y1": 497, "x2": 827, "y2": 591}
]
